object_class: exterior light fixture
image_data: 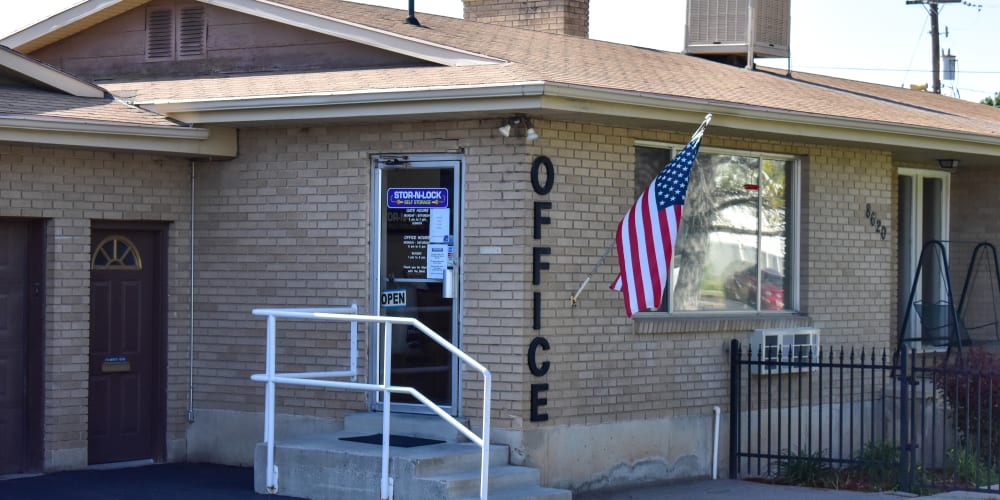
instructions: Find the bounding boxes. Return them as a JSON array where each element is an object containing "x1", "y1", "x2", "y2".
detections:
[
  {"x1": 498, "y1": 115, "x2": 538, "y2": 141},
  {"x1": 937, "y1": 158, "x2": 960, "y2": 169}
]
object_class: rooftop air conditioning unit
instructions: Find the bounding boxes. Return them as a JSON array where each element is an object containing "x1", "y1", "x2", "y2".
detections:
[
  {"x1": 749, "y1": 327, "x2": 819, "y2": 374},
  {"x1": 685, "y1": 0, "x2": 790, "y2": 60}
]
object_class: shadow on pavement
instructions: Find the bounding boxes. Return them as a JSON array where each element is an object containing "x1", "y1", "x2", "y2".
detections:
[{"x1": 0, "y1": 462, "x2": 303, "y2": 500}]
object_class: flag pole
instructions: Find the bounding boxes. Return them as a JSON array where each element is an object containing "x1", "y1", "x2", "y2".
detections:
[
  {"x1": 568, "y1": 113, "x2": 712, "y2": 307},
  {"x1": 570, "y1": 244, "x2": 614, "y2": 306}
]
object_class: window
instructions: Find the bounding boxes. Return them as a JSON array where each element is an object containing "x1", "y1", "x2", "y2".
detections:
[
  {"x1": 634, "y1": 142, "x2": 798, "y2": 313},
  {"x1": 146, "y1": 5, "x2": 206, "y2": 61},
  {"x1": 92, "y1": 236, "x2": 143, "y2": 270}
]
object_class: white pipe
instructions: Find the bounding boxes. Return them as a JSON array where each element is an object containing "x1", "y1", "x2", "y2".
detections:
[
  {"x1": 712, "y1": 406, "x2": 721, "y2": 480},
  {"x1": 381, "y1": 321, "x2": 392, "y2": 500},
  {"x1": 349, "y1": 303, "x2": 358, "y2": 380},
  {"x1": 188, "y1": 160, "x2": 196, "y2": 423},
  {"x1": 265, "y1": 315, "x2": 277, "y2": 493}
]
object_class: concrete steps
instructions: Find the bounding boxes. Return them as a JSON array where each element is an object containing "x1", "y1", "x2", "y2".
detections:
[{"x1": 253, "y1": 413, "x2": 571, "y2": 499}]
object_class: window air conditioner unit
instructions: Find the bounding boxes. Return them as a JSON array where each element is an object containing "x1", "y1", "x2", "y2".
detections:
[{"x1": 749, "y1": 327, "x2": 820, "y2": 374}]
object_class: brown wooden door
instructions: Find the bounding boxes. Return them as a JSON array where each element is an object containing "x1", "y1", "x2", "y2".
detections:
[
  {"x1": 0, "y1": 221, "x2": 29, "y2": 473},
  {"x1": 89, "y1": 227, "x2": 163, "y2": 464},
  {"x1": 0, "y1": 219, "x2": 43, "y2": 474}
]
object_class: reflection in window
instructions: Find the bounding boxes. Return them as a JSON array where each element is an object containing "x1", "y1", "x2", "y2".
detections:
[
  {"x1": 634, "y1": 146, "x2": 796, "y2": 313},
  {"x1": 92, "y1": 236, "x2": 143, "y2": 270}
]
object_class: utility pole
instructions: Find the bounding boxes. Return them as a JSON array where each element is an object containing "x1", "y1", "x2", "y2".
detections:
[{"x1": 906, "y1": 0, "x2": 960, "y2": 94}]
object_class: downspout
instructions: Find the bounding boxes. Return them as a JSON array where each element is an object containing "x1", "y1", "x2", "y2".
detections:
[
  {"x1": 188, "y1": 159, "x2": 196, "y2": 423},
  {"x1": 712, "y1": 406, "x2": 721, "y2": 479}
]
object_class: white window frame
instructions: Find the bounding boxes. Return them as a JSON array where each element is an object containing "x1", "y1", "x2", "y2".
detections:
[{"x1": 633, "y1": 140, "x2": 801, "y2": 315}]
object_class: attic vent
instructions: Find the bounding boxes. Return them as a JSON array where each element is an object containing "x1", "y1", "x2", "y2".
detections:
[
  {"x1": 146, "y1": 9, "x2": 174, "y2": 60},
  {"x1": 177, "y1": 6, "x2": 206, "y2": 58},
  {"x1": 146, "y1": 5, "x2": 206, "y2": 61}
]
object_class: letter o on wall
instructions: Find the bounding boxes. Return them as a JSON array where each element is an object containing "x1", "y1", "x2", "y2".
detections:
[{"x1": 531, "y1": 156, "x2": 554, "y2": 195}]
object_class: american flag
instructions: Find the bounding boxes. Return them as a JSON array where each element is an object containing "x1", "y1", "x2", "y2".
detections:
[{"x1": 611, "y1": 132, "x2": 703, "y2": 317}]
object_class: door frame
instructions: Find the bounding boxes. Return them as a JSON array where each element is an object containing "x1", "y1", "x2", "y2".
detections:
[
  {"x1": 24, "y1": 220, "x2": 44, "y2": 472},
  {"x1": 89, "y1": 221, "x2": 169, "y2": 462},
  {"x1": 1, "y1": 218, "x2": 46, "y2": 472},
  {"x1": 897, "y1": 168, "x2": 951, "y2": 345},
  {"x1": 369, "y1": 154, "x2": 464, "y2": 415}
]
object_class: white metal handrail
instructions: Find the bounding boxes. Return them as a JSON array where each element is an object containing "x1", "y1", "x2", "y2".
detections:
[{"x1": 249, "y1": 306, "x2": 492, "y2": 500}]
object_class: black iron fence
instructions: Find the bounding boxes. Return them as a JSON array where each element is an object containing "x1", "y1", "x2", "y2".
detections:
[{"x1": 729, "y1": 339, "x2": 1000, "y2": 494}]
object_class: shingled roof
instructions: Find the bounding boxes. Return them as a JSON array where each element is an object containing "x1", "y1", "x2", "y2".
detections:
[
  {"x1": 0, "y1": 46, "x2": 234, "y2": 156},
  {"x1": 0, "y1": 46, "x2": 180, "y2": 128},
  {"x1": 7, "y1": 0, "x2": 1000, "y2": 159}
]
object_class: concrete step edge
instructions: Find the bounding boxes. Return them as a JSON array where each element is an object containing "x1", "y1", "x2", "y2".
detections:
[{"x1": 418, "y1": 464, "x2": 542, "y2": 497}]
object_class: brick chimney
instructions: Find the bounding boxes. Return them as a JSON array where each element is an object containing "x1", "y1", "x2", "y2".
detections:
[{"x1": 464, "y1": 0, "x2": 589, "y2": 37}]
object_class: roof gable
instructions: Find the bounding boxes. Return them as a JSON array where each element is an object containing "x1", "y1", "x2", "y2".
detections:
[
  {"x1": 25, "y1": 1, "x2": 450, "y2": 81},
  {"x1": 2, "y1": 0, "x2": 503, "y2": 67}
]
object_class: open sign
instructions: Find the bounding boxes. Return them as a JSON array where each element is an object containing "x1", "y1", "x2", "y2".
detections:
[{"x1": 380, "y1": 289, "x2": 406, "y2": 308}]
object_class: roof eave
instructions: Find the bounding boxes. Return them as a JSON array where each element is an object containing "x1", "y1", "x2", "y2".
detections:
[
  {"x1": 136, "y1": 82, "x2": 549, "y2": 123},
  {"x1": 541, "y1": 83, "x2": 1000, "y2": 157},
  {"x1": 130, "y1": 81, "x2": 1000, "y2": 157},
  {"x1": 1, "y1": 0, "x2": 148, "y2": 53},
  {"x1": 0, "y1": 116, "x2": 237, "y2": 157},
  {"x1": 0, "y1": 47, "x2": 106, "y2": 98}
]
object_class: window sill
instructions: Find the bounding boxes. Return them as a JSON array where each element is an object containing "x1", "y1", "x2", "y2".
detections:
[{"x1": 633, "y1": 312, "x2": 811, "y2": 335}]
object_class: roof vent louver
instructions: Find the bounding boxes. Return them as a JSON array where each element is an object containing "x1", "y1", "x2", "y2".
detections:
[
  {"x1": 146, "y1": 9, "x2": 174, "y2": 60},
  {"x1": 177, "y1": 6, "x2": 206, "y2": 59}
]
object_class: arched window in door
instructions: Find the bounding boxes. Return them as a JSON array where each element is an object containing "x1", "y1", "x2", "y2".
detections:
[{"x1": 91, "y1": 235, "x2": 143, "y2": 270}]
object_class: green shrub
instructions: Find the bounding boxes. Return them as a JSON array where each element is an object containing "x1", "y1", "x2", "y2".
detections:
[
  {"x1": 775, "y1": 449, "x2": 834, "y2": 487},
  {"x1": 849, "y1": 441, "x2": 899, "y2": 489},
  {"x1": 948, "y1": 446, "x2": 1000, "y2": 487}
]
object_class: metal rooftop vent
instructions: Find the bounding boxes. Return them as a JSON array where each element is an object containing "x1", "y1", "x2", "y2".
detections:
[{"x1": 685, "y1": 0, "x2": 790, "y2": 63}]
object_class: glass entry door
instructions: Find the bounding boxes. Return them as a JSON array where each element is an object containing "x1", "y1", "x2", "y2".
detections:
[
  {"x1": 372, "y1": 155, "x2": 461, "y2": 411},
  {"x1": 898, "y1": 168, "x2": 950, "y2": 345}
]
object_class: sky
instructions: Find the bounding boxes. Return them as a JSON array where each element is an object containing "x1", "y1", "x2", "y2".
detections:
[{"x1": 1, "y1": 0, "x2": 997, "y2": 103}]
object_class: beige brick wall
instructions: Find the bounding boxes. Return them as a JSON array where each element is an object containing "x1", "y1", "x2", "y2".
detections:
[
  {"x1": 0, "y1": 144, "x2": 191, "y2": 469},
  {"x1": 0, "y1": 117, "x2": 904, "y2": 473},
  {"x1": 464, "y1": 0, "x2": 589, "y2": 37},
  {"x1": 800, "y1": 147, "x2": 895, "y2": 349},
  {"x1": 946, "y1": 163, "x2": 1000, "y2": 342},
  {"x1": 504, "y1": 121, "x2": 898, "y2": 430},
  {"x1": 190, "y1": 119, "x2": 898, "y2": 434},
  {"x1": 189, "y1": 122, "x2": 518, "y2": 420}
]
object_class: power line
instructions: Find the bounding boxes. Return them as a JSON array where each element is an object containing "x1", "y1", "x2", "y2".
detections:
[
  {"x1": 790, "y1": 65, "x2": 1000, "y2": 75},
  {"x1": 902, "y1": 12, "x2": 929, "y2": 87}
]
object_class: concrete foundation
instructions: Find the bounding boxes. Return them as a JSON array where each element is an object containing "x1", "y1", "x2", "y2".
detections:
[
  {"x1": 185, "y1": 409, "x2": 344, "y2": 466},
  {"x1": 498, "y1": 414, "x2": 721, "y2": 492}
]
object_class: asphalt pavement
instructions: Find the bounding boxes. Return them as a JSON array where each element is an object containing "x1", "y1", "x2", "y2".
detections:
[
  {"x1": 0, "y1": 462, "x2": 300, "y2": 500},
  {"x1": 3, "y1": 463, "x2": 999, "y2": 500}
]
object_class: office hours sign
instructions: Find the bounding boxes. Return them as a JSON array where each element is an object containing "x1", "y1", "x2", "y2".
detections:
[{"x1": 386, "y1": 188, "x2": 451, "y2": 279}]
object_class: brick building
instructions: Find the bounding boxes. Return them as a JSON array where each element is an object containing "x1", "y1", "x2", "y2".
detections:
[{"x1": 2, "y1": 0, "x2": 1000, "y2": 496}]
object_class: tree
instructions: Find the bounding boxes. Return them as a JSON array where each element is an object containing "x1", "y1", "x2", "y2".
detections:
[{"x1": 981, "y1": 92, "x2": 1000, "y2": 107}]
